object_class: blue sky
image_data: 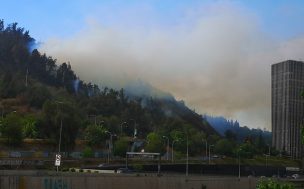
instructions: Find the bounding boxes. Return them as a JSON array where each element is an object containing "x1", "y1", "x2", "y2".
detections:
[
  {"x1": 2, "y1": 0, "x2": 304, "y2": 41},
  {"x1": 2, "y1": 0, "x2": 304, "y2": 129}
]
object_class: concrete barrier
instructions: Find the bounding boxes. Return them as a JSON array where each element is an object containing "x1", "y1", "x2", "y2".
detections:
[{"x1": 0, "y1": 170, "x2": 258, "y2": 189}]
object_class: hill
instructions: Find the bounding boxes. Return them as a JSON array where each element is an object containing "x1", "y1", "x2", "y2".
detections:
[
  {"x1": 0, "y1": 20, "x2": 217, "y2": 155},
  {"x1": 204, "y1": 115, "x2": 271, "y2": 144}
]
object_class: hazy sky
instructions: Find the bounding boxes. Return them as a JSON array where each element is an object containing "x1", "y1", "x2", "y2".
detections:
[{"x1": 2, "y1": 0, "x2": 304, "y2": 130}]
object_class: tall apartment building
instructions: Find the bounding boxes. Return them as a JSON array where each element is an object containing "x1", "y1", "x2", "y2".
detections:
[{"x1": 272, "y1": 60, "x2": 304, "y2": 158}]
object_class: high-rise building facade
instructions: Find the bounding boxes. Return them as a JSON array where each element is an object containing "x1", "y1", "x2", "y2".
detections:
[{"x1": 272, "y1": 60, "x2": 304, "y2": 158}]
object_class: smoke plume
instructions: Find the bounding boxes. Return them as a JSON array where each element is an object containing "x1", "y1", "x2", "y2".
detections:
[{"x1": 40, "y1": 2, "x2": 304, "y2": 130}]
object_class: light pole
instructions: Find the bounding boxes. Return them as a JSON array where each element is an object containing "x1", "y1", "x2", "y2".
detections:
[
  {"x1": 105, "y1": 131, "x2": 116, "y2": 163},
  {"x1": 208, "y1": 145, "x2": 214, "y2": 164},
  {"x1": 58, "y1": 119, "x2": 63, "y2": 153},
  {"x1": 129, "y1": 119, "x2": 137, "y2": 138},
  {"x1": 120, "y1": 122, "x2": 127, "y2": 136},
  {"x1": 238, "y1": 149, "x2": 241, "y2": 180},
  {"x1": 55, "y1": 101, "x2": 64, "y2": 153},
  {"x1": 162, "y1": 136, "x2": 169, "y2": 161},
  {"x1": 55, "y1": 101, "x2": 64, "y2": 172},
  {"x1": 186, "y1": 134, "x2": 189, "y2": 176},
  {"x1": 172, "y1": 139, "x2": 179, "y2": 162},
  {"x1": 265, "y1": 144, "x2": 271, "y2": 167}
]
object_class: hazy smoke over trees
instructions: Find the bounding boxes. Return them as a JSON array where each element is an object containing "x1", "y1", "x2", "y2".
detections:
[{"x1": 40, "y1": 2, "x2": 304, "y2": 130}]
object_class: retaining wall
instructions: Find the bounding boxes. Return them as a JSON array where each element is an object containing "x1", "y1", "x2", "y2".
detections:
[{"x1": 0, "y1": 171, "x2": 257, "y2": 189}]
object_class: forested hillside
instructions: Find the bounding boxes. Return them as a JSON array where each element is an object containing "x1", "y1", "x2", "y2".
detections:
[
  {"x1": 0, "y1": 20, "x2": 217, "y2": 155},
  {"x1": 204, "y1": 115, "x2": 271, "y2": 144}
]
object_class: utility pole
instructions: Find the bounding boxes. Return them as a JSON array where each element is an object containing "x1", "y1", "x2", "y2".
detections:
[
  {"x1": 162, "y1": 136, "x2": 169, "y2": 161},
  {"x1": 186, "y1": 134, "x2": 189, "y2": 176},
  {"x1": 106, "y1": 131, "x2": 116, "y2": 163},
  {"x1": 238, "y1": 152, "x2": 241, "y2": 180},
  {"x1": 55, "y1": 101, "x2": 64, "y2": 172},
  {"x1": 129, "y1": 119, "x2": 137, "y2": 138},
  {"x1": 58, "y1": 119, "x2": 63, "y2": 153},
  {"x1": 208, "y1": 145, "x2": 214, "y2": 164}
]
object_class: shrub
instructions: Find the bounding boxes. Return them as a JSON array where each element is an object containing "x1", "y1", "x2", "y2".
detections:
[
  {"x1": 82, "y1": 146, "x2": 94, "y2": 158},
  {"x1": 256, "y1": 179, "x2": 294, "y2": 189}
]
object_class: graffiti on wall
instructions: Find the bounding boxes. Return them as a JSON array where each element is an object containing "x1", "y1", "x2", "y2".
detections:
[{"x1": 43, "y1": 178, "x2": 69, "y2": 189}]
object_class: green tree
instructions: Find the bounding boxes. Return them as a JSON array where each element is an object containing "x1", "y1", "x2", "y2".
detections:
[
  {"x1": 145, "y1": 132, "x2": 164, "y2": 153},
  {"x1": 255, "y1": 132, "x2": 267, "y2": 154},
  {"x1": 170, "y1": 130, "x2": 184, "y2": 141},
  {"x1": 82, "y1": 146, "x2": 94, "y2": 158},
  {"x1": 84, "y1": 124, "x2": 107, "y2": 146},
  {"x1": 238, "y1": 142, "x2": 257, "y2": 158},
  {"x1": 114, "y1": 137, "x2": 129, "y2": 157},
  {"x1": 169, "y1": 129, "x2": 185, "y2": 153},
  {"x1": 0, "y1": 112, "x2": 24, "y2": 145},
  {"x1": 26, "y1": 84, "x2": 52, "y2": 108},
  {"x1": 22, "y1": 114, "x2": 38, "y2": 138},
  {"x1": 214, "y1": 139, "x2": 235, "y2": 156},
  {"x1": 224, "y1": 130, "x2": 237, "y2": 141},
  {"x1": 208, "y1": 134, "x2": 220, "y2": 145},
  {"x1": 41, "y1": 100, "x2": 82, "y2": 151}
]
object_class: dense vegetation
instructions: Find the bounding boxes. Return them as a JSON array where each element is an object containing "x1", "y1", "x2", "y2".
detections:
[
  {"x1": 204, "y1": 115, "x2": 271, "y2": 143},
  {"x1": 204, "y1": 115, "x2": 275, "y2": 157},
  {"x1": 0, "y1": 20, "x2": 275, "y2": 159},
  {"x1": 0, "y1": 20, "x2": 217, "y2": 156}
]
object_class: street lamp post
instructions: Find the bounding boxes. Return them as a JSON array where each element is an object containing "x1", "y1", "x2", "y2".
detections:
[
  {"x1": 106, "y1": 131, "x2": 116, "y2": 163},
  {"x1": 186, "y1": 134, "x2": 189, "y2": 176},
  {"x1": 55, "y1": 101, "x2": 64, "y2": 153},
  {"x1": 265, "y1": 144, "x2": 271, "y2": 167},
  {"x1": 162, "y1": 136, "x2": 169, "y2": 161},
  {"x1": 55, "y1": 101, "x2": 64, "y2": 172},
  {"x1": 129, "y1": 119, "x2": 137, "y2": 138},
  {"x1": 58, "y1": 119, "x2": 63, "y2": 153},
  {"x1": 208, "y1": 145, "x2": 214, "y2": 164},
  {"x1": 238, "y1": 149, "x2": 241, "y2": 180},
  {"x1": 172, "y1": 139, "x2": 179, "y2": 162}
]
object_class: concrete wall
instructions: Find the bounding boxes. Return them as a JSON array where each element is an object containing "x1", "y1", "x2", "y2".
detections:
[{"x1": 0, "y1": 171, "x2": 258, "y2": 189}]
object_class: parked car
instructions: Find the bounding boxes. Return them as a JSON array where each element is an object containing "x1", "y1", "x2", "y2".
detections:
[
  {"x1": 292, "y1": 174, "x2": 300, "y2": 179},
  {"x1": 97, "y1": 163, "x2": 109, "y2": 168},
  {"x1": 212, "y1": 155, "x2": 219, "y2": 158}
]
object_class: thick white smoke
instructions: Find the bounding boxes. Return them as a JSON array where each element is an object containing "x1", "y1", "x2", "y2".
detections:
[{"x1": 40, "y1": 2, "x2": 304, "y2": 130}]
